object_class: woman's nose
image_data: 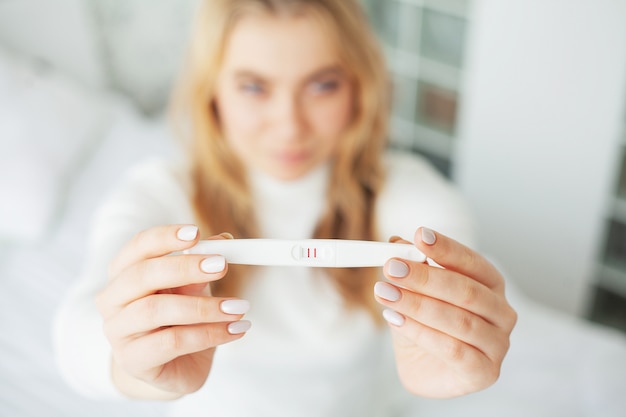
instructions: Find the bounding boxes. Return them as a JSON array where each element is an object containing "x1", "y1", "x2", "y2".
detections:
[{"x1": 271, "y1": 93, "x2": 305, "y2": 142}]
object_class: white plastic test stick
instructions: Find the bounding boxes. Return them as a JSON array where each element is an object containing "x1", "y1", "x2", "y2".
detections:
[{"x1": 183, "y1": 239, "x2": 426, "y2": 267}]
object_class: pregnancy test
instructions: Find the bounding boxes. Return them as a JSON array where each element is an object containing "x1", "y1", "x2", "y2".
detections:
[{"x1": 183, "y1": 239, "x2": 426, "y2": 267}]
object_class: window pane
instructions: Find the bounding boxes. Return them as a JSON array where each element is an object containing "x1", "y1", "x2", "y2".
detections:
[
  {"x1": 420, "y1": 8, "x2": 467, "y2": 67},
  {"x1": 589, "y1": 286, "x2": 626, "y2": 333},
  {"x1": 416, "y1": 81, "x2": 458, "y2": 135},
  {"x1": 604, "y1": 219, "x2": 626, "y2": 269},
  {"x1": 616, "y1": 150, "x2": 626, "y2": 199},
  {"x1": 367, "y1": 0, "x2": 398, "y2": 45}
]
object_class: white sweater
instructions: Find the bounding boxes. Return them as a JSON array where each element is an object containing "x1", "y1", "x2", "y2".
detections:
[{"x1": 54, "y1": 150, "x2": 475, "y2": 416}]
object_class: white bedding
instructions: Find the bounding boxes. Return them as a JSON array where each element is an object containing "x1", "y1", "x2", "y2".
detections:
[
  {"x1": 2, "y1": 54, "x2": 626, "y2": 417},
  {"x1": 0, "y1": 46, "x2": 111, "y2": 244},
  {"x1": 0, "y1": 85, "x2": 172, "y2": 416}
]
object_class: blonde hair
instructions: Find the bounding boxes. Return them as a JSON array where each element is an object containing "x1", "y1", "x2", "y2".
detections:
[{"x1": 171, "y1": 0, "x2": 390, "y2": 319}]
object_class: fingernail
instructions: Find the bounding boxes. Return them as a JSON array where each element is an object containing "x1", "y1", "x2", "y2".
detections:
[
  {"x1": 374, "y1": 282, "x2": 401, "y2": 302},
  {"x1": 220, "y1": 299, "x2": 250, "y2": 315},
  {"x1": 228, "y1": 320, "x2": 252, "y2": 335},
  {"x1": 387, "y1": 259, "x2": 409, "y2": 278},
  {"x1": 421, "y1": 228, "x2": 436, "y2": 245},
  {"x1": 177, "y1": 225, "x2": 198, "y2": 241},
  {"x1": 382, "y1": 309, "x2": 405, "y2": 326},
  {"x1": 200, "y1": 256, "x2": 226, "y2": 273},
  {"x1": 388, "y1": 235, "x2": 403, "y2": 243},
  {"x1": 219, "y1": 232, "x2": 234, "y2": 240}
]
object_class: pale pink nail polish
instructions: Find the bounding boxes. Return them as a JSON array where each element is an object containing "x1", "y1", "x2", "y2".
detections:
[
  {"x1": 387, "y1": 259, "x2": 409, "y2": 278},
  {"x1": 200, "y1": 256, "x2": 226, "y2": 273},
  {"x1": 177, "y1": 225, "x2": 198, "y2": 241},
  {"x1": 220, "y1": 299, "x2": 251, "y2": 315},
  {"x1": 374, "y1": 282, "x2": 401, "y2": 302},
  {"x1": 382, "y1": 309, "x2": 405, "y2": 326},
  {"x1": 228, "y1": 320, "x2": 252, "y2": 335},
  {"x1": 421, "y1": 228, "x2": 436, "y2": 245}
]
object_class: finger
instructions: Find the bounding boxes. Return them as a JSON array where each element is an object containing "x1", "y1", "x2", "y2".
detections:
[
  {"x1": 117, "y1": 321, "x2": 251, "y2": 375},
  {"x1": 388, "y1": 235, "x2": 411, "y2": 244},
  {"x1": 105, "y1": 294, "x2": 250, "y2": 341},
  {"x1": 109, "y1": 228, "x2": 233, "y2": 281},
  {"x1": 414, "y1": 227, "x2": 504, "y2": 292},
  {"x1": 99, "y1": 254, "x2": 228, "y2": 317},
  {"x1": 109, "y1": 224, "x2": 201, "y2": 278},
  {"x1": 388, "y1": 235, "x2": 428, "y2": 264},
  {"x1": 374, "y1": 282, "x2": 509, "y2": 361},
  {"x1": 383, "y1": 258, "x2": 513, "y2": 330},
  {"x1": 381, "y1": 310, "x2": 500, "y2": 392}
]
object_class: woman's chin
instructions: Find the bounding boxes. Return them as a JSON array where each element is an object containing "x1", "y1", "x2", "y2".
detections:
[{"x1": 261, "y1": 161, "x2": 317, "y2": 181}]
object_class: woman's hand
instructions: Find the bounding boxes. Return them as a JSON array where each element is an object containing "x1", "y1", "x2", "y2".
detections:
[
  {"x1": 374, "y1": 227, "x2": 517, "y2": 399},
  {"x1": 95, "y1": 225, "x2": 251, "y2": 399}
]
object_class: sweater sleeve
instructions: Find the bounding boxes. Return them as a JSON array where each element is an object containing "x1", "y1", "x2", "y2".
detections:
[{"x1": 52, "y1": 158, "x2": 194, "y2": 399}]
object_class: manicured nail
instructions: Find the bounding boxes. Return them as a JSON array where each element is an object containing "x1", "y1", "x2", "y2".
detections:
[
  {"x1": 374, "y1": 282, "x2": 401, "y2": 302},
  {"x1": 421, "y1": 228, "x2": 436, "y2": 245},
  {"x1": 177, "y1": 225, "x2": 198, "y2": 241},
  {"x1": 387, "y1": 259, "x2": 409, "y2": 278},
  {"x1": 382, "y1": 309, "x2": 405, "y2": 326},
  {"x1": 220, "y1": 299, "x2": 250, "y2": 315},
  {"x1": 228, "y1": 320, "x2": 252, "y2": 335},
  {"x1": 219, "y1": 232, "x2": 234, "y2": 240},
  {"x1": 200, "y1": 256, "x2": 226, "y2": 273}
]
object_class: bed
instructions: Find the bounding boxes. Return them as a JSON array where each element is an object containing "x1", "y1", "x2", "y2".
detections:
[{"x1": 2, "y1": 44, "x2": 626, "y2": 417}]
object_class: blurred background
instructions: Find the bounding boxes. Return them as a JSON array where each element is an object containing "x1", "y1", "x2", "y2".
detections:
[
  {"x1": 361, "y1": 0, "x2": 626, "y2": 331},
  {"x1": 1, "y1": 0, "x2": 626, "y2": 415}
]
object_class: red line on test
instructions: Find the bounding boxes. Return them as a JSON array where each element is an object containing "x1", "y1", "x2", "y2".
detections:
[
  {"x1": 314, "y1": 248, "x2": 317, "y2": 258},
  {"x1": 307, "y1": 248, "x2": 310, "y2": 258}
]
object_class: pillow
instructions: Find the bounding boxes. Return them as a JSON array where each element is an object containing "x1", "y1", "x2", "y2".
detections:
[
  {"x1": 0, "y1": 47, "x2": 111, "y2": 244},
  {"x1": 89, "y1": 0, "x2": 200, "y2": 114}
]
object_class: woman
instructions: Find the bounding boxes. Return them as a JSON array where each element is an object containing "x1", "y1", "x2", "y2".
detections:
[{"x1": 55, "y1": 0, "x2": 516, "y2": 415}]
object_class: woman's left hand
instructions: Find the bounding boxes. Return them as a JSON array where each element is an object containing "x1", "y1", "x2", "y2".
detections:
[{"x1": 375, "y1": 227, "x2": 517, "y2": 398}]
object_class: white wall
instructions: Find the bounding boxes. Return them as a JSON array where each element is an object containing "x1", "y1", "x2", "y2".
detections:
[
  {"x1": 0, "y1": 0, "x2": 105, "y2": 89},
  {"x1": 454, "y1": 0, "x2": 626, "y2": 315}
]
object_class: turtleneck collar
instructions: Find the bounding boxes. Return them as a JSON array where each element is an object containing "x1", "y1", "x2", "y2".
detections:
[{"x1": 248, "y1": 163, "x2": 330, "y2": 239}]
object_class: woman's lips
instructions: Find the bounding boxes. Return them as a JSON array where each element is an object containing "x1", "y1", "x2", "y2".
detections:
[{"x1": 273, "y1": 150, "x2": 311, "y2": 165}]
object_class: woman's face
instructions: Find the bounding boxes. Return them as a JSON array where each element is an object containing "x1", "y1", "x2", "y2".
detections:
[{"x1": 214, "y1": 13, "x2": 354, "y2": 181}]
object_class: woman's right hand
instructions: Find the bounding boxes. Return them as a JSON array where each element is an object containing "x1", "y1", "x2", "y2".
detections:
[{"x1": 95, "y1": 224, "x2": 251, "y2": 399}]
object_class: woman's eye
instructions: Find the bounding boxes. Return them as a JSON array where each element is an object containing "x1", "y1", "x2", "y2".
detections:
[
  {"x1": 311, "y1": 80, "x2": 339, "y2": 94},
  {"x1": 240, "y1": 83, "x2": 265, "y2": 95}
]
